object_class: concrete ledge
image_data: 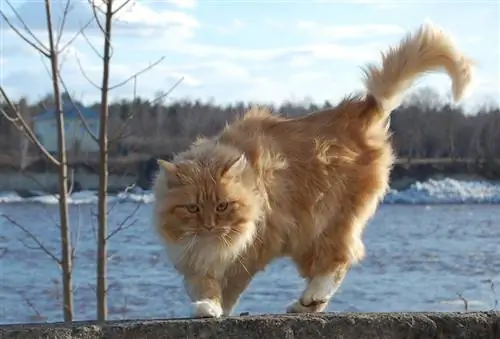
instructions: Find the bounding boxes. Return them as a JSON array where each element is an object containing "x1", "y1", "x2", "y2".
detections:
[{"x1": 1, "y1": 312, "x2": 499, "y2": 339}]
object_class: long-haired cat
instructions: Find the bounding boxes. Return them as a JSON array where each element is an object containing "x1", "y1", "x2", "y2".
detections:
[{"x1": 153, "y1": 22, "x2": 473, "y2": 318}]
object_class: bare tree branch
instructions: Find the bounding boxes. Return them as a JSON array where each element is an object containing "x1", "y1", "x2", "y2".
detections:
[
  {"x1": 59, "y1": 17, "x2": 95, "y2": 53},
  {"x1": 2, "y1": 214, "x2": 61, "y2": 265},
  {"x1": 112, "y1": 0, "x2": 134, "y2": 16},
  {"x1": 109, "y1": 57, "x2": 166, "y2": 90},
  {"x1": 151, "y1": 77, "x2": 185, "y2": 104},
  {"x1": 56, "y1": 0, "x2": 73, "y2": 48},
  {"x1": 105, "y1": 193, "x2": 142, "y2": 238},
  {"x1": 456, "y1": 292, "x2": 469, "y2": 312},
  {"x1": 70, "y1": 205, "x2": 83, "y2": 271},
  {"x1": 106, "y1": 216, "x2": 138, "y2": 241},
  {"x1": 58, "y1": 76, "x2": 99, "y2": 143},
  {"x1": 75, "y1": 54, "x2": 101, "y2": 89},
  {"x1": 107, "y1": 183, "x2": 135, "y2": 216},
  {"x1": 109, "y1": 76, "x2": 184, "y2": 143},
  {"x1": 87, "y1": 0, "x2": 110, "y2": 54},
  {"x1": 0, "y1": 0, "x2": 50, "y2": 57},
  {"x1": 0, "y1": 87, "x2": 61, "y2": 166},
  {"x1": 81, "y1": 28, "x2": 104, "y2": 59},
  {"x1": 19, "y1": 291, "x2": 46, "y2": 322}
]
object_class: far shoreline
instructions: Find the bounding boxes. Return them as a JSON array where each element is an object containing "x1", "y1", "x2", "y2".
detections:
[{"x1": 0, "y1": 157, "x2": 499, "y2": 195}]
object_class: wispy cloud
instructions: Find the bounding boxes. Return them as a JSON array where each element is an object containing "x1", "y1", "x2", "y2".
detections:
[
  {"x1": 215, "y1": 19, "x2": 245, "y2": 34},
  {"x1": 296, "y1": 21, "x2": 405, "y2": 39},
  {"x1": 0, "y1": 0, "x2": 497, "y2": 108},
  {"x1": 168, "y1": 0, "x2": 197, "y2": 9},
  {"x1": 0, "y1": 0, "x2": 200, "y2": 36}
]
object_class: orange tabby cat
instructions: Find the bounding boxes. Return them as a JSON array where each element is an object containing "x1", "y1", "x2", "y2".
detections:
[{"x1": 153, "y1": 22, "x2": 473, "y2": 318}]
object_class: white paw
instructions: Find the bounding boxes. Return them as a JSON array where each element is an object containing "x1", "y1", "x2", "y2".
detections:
[
  {"x1": 192, "y1": 299, "x2": 223, "y2": 318},
  {"x1": 286, "y1": 274, "x2": 339, "y2": 314},
  {"x1": 286, "y1": 299, "x2": 328, "y2": 313},
  {"x1": 302, "y1": 274, "x2": 339, "y2": 305}
]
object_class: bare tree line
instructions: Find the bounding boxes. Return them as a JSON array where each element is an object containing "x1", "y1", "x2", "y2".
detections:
[{"x1": 1, "y1": 87, "x2": 500, "y2": 167}]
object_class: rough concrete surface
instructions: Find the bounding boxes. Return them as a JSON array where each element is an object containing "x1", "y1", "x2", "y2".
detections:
[{"x1": 1, "y1": 312, "x2": 499, "y2": 339}]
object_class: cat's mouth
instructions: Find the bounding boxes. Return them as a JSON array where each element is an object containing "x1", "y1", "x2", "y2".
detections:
[
  {"x1": 196, "y1": 227, "x2": 238, "y2": 246},
  {"x1": 195, "y1": 227, "x2": 227, "y2": 237}
]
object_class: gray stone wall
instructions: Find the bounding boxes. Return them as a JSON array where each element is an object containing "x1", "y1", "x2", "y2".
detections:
[{"x1": 1, "y1": 312, "x2": 499, "y2": 339}]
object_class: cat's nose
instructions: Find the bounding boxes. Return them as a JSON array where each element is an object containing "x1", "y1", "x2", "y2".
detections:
[{"x1": 204, "y1": 224, "x2": 215, "y2": 231}]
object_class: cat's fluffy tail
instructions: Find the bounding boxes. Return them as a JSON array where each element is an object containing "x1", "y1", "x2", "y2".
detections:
[{"x1": 362, "y1": 21, "x2": 474, "y2": 116}]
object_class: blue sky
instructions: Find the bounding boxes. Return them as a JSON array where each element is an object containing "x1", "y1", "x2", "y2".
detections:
[{"x1": 0, "y1": 0, "x2": 498, "y2": 112}]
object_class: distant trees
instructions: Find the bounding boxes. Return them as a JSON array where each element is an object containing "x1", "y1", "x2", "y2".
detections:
[{"x1": 2, "y1": 87, "x2": 498, "y2": 163}]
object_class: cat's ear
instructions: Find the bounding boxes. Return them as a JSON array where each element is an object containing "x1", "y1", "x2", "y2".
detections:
[
  {"x1": 222, "y1": 154, "x2": 248, "y2": 178},
  {"x1": 157, "y1": 159, "x2": 178, "y2": 175}
]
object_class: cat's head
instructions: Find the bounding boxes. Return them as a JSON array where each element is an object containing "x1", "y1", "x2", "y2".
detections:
[{"x1": 154, "y1": 144, "x2": 262, "y2": 254}]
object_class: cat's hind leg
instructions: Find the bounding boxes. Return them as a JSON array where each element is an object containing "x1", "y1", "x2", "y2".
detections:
[
  {"x1": 287, "y1": 223, "x2": 363, "y2": 313},
  {"x1": 286, "y1": 261, "x2": 349, "y2": 313}
]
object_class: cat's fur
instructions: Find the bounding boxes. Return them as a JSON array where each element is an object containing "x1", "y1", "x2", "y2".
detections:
[{"x1": 153, "y1": 22, "x2": 473, "y2": 318}]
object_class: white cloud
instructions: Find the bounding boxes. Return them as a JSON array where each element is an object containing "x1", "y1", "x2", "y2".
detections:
[
  {"x1": 139, "y1": 37, "x2": 387, "y2": 65},
  {"x1": 297, "y1": 21, "x2": 405, "y2": 39},
  {"x1": 264, "y1": 18, "x2": 284, "y2": 29},
  {"x1": 168, "y1": 0, "x2": 197, "y2": 9},
  {"x1": 216, "y1": 19, "x2": 245, "y2": 34},
  {"x1": 1, "y1": 0, "x2": 200, "y2": 39},
  {"x1": 349, "y1": 0, "x2": 403, "y2": 10},
  {"x1": 288, "y1": 56, "x2": 313, "y2": 68},
  {"x1": 109, "y1": 2, "x2": 200, "y2": 29},
  {"x1": 235, "y1": 71, "x2": 345, "y2": 105}
]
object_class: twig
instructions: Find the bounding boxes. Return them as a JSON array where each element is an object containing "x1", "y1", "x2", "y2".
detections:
[
  {"x1": 59, "y1": 16, "x2": 95, "y2": 53},
  {"x1": 456, "y1": 292, "x2": 469, "y2": 312},
  {"x1": 56, "y1": 0, "x2": 73, "y2": 48},
  {"x1": 112, "y1": 0, "x2": 134, "y2": 16},
  {"x1": 71, "y1": 205, "x2": 82, "y2": 267},
  {"x1": 0, "y1": 87, "x2": 61, "y2": 166},
  {"x1": 106, "y1": 210, "x2": 140, "y2": 241},
  {"x1": 17, "y1": 170, "x2": 61, "y2": 205},
  {"x1": 109, "y1": 57, "x2": 166, "y2": 90},
  {"x1": 19, "y1": 291, "x2": 46, "y2": 321},
  {"x1": 87, "y1": 0, "x2": 113, "y2": 58},
  {"x1": 81, "y1": 28, "x2": 104, "y2": 59},
  {"x1": 0, "y1": 1, "x2": 50, "y2": 57},
  {"x1": 106, "y1": 218, "x2": 138, "y2": 242},
  {"x1": 58, "y1": 76, "x2": 99, "y2": 142},
  {"x1": 1, "y1": 214, "x2": 61, "y2": 265},
  {"x1": 75, "y1": 54, "x2": 101, "y2": 89},
  {"x1": 107, "y1": 183, "x2": 135, "y2": 215},
  {"x1": 106, "y1": 186, "x2": 143, "y2": 241},
  {"x1": 109, "y1": 76, "x2": 184, "y2": 143},
  {"x1": 487, "y1": 279, "x2": 498, "y2": 310}
]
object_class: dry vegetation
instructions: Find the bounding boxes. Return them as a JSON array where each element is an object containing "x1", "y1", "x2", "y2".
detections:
[{"x1": 1, "y1": 88, "x2": 499, "y2": 177}]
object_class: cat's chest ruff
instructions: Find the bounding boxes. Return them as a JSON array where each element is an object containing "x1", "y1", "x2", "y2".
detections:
[{"x1": 165, "y1": 240, "x2": 241, "y2": 278}]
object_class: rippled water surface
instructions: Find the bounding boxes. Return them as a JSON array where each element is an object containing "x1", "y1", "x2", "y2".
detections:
[{"x1": 0, "y1": 203, "x2": 499, "y2": 324}]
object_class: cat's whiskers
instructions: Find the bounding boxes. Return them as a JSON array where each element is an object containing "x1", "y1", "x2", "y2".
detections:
[
  {"x1": 178, "y1": 234, "x2": 198, "y2": 264},
  {"x1": 220, "y1": 234, "x2": 232, "y2": 249},
  {"x1": 224, "y1": 233, "x2": 251, "y2": 276}
]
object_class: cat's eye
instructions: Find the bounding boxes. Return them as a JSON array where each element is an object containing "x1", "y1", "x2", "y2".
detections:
[
  {"x1": 215, "y1": 201, "x2": 228, "y2": 212},
  {"x1": 185, "y1": 204, "x2": 199, "y2": 213}
]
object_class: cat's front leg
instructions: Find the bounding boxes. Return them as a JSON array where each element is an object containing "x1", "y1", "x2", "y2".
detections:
[{"x1": 183, "y1": 274, "x2": 223, "y2": 318}]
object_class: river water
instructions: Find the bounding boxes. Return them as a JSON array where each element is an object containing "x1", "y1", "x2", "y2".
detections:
[{"x1": 0, "y1": 202, "x2": 499, "y2": 324}]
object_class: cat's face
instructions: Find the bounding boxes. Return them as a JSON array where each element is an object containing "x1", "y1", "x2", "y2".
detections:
[{"x1": 156, "y1": 154, "x2": 261, "y2": 251}]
